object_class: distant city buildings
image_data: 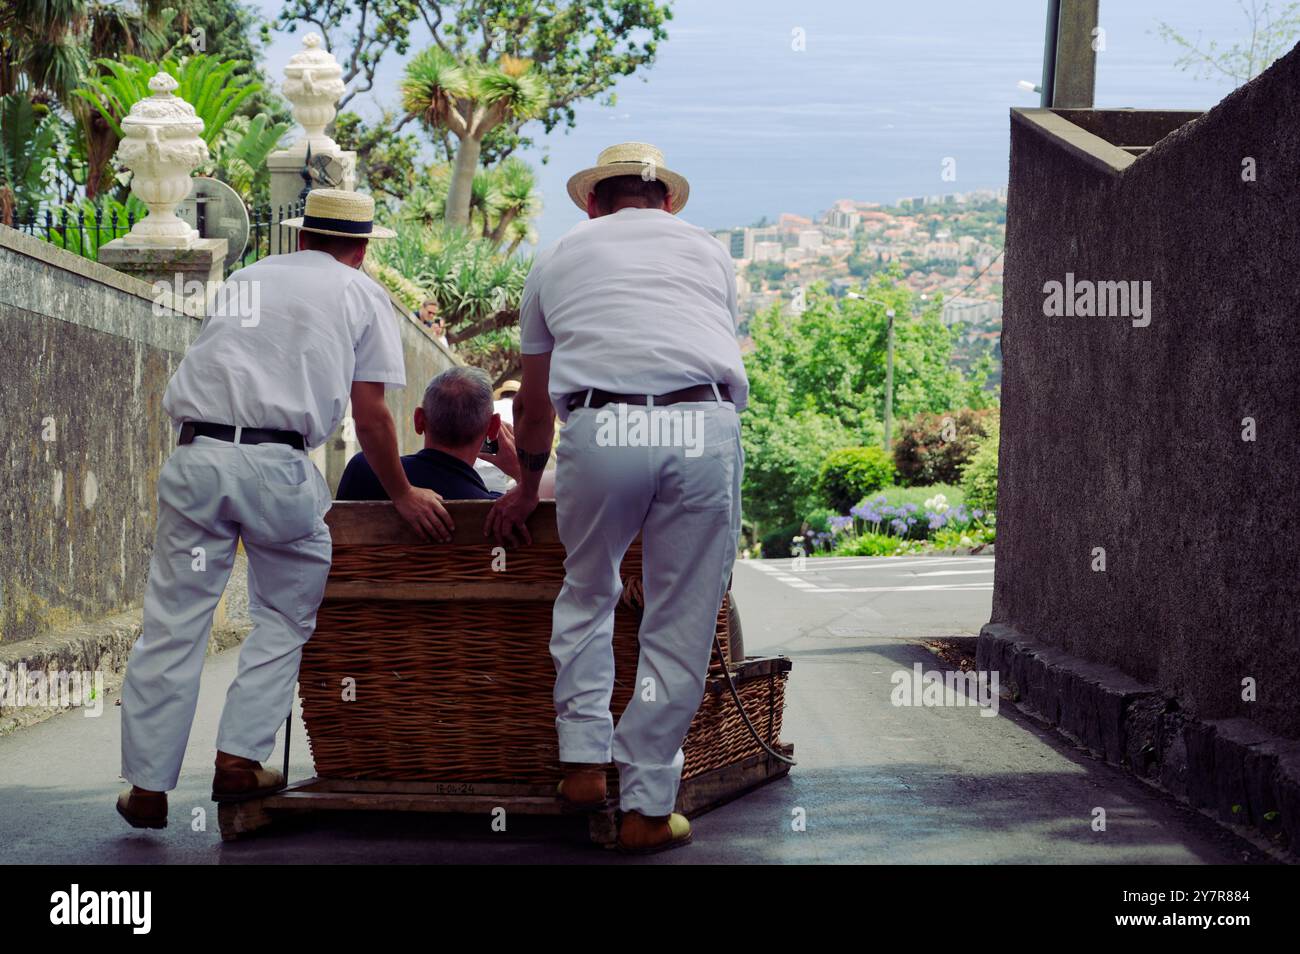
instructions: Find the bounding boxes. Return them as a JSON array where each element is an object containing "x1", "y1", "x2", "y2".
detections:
[
  {"x1": 942, "y1": 296, "x2": 1002, "y2": 327},
  {"x1": 713, "y1": 187, "x2": 1007, "y2": 377}
]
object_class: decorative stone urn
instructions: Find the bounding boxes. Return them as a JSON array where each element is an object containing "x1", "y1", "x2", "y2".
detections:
[
  {"x1": 282, "y1": 32, "x2": 347, "y2": 157},
  {"x1": 117, "y1": 73, "x2": 208, "y2": 248}
]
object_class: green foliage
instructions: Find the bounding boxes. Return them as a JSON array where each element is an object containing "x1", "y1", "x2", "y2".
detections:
[
  {"x1": 481, "y1": 155, "x2": 539, "y2": 249},
  {"x1": 212, "y1": 112, "x2": 293, "y2": 200},
  {"x1": 760, "y1": 522, "x2": 805, "y2": 559},
  {"x1": 893, "y1": 407, "x2": 997, "y2": 486},
  {"x1": 432, "y1": 0, "x2": 673, "y2": 164},
  {"x1": 961, "y1": 419, "x2": 1000, "y2": 514},
  {"x1": 741, "y1": 271, "x2": 983, "y2": 527},
  {"x1": 400, "y1": 45, "x2": 471, "y2": 118},
  {"x1": 370, "y1": 220, "x2": 531, "y2": 377},
  {"x1": 832, "y1": 532, "x2": 923, "y2": 557},
  {"x1": 41, "y1": 194, "x2": 149, "y2": 259},
  {"x1": 818, "y1": 447, "x2": 895, "y2": 513},
  {"x1": 163, "y1": 0, "x2": 275, "y2": 74},
  {"x1": 1157, "y1": 3, "x2": 1300, "y2": 84},
  {"x1": 75, "y1": 54, "x2": 261, "y2": 145},
  {"x1": 278, "y1": 1, "x2": 670, "y2": 220},
  {"x1": 802, "y1": 507, "x2": 839, "y2": 535},
  {"x1": 740, "y1": 406, "x2": 860, "y2": 529},
  {"x1": 0, "y1": 94, "x2": 61, "y2": 225},
  {"x1": 0, "y1": 0, "x2": 171, "y2": 104},
  {"x1": 929, "y1": 524, "x2": 995, "y2": 550},
  {"x1": 334, "y1": 110, "x2": 422, "y2": 202},
  {"x1": 871, "y1": 483, "x2": 965, "y2": 509}
]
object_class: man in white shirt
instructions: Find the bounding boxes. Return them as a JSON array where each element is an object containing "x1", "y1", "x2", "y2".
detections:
[
  {"x1": 116, "y1": 189, "x2": 453, "y2": 829},
  {"x1": 486, "y1": 143, "x2": 748, "y2": 853}
]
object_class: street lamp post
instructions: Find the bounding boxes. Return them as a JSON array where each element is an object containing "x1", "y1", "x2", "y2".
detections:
[
  {"x1": 884, "y1": 308, "x2": 895, "y2": 450},
  {"x1": 846, "y1": 292, "x2": 897, "y2": 451}
]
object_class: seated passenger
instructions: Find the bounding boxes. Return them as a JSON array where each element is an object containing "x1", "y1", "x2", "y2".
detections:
[{"x1": 336, "y1": 366, "x2": 517, "y2": 501}]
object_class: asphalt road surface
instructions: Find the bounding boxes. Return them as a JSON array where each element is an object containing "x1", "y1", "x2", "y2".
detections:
[{"x1": 0, "y1": 555, "x2": 1262, "y2": 864}]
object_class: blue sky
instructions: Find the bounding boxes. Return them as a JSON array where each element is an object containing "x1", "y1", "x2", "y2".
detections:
[{"x1": 251, "y1": 1, "x2": 1248, "y2": 245}]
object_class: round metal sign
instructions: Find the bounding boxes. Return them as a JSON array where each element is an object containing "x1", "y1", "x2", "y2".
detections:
[{"x1": 177, "y1": 177, "x2": 251, "y2": 272}]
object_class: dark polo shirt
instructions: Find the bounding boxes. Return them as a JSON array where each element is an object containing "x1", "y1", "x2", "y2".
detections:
[{"x1": 335, "y1": 447, "x2": 501, "y2": 502}]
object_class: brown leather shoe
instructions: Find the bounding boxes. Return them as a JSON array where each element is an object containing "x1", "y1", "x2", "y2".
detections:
[
  {"x1": 116, "y1": 787, "x2": 167, "y2": 829},
  {"x1": 211, "y1": 752, "x2": 286, "y2": 802},
  {"x1": 617, "y1": 811, "x2": 692, "y2": 854},
  {"x1": 556, "y1": 764, "x2": 609, "y2": 811}
]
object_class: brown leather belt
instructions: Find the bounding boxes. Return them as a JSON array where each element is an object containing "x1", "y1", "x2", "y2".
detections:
[
  {"x1": 179, "y1": 421, "x2": 306, "y2": 450},
  {"x1": 567, "y1": 383, "x2": 732, "y2": 412}
]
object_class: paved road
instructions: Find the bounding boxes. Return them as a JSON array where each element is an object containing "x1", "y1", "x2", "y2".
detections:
[{"x1": 0, "y1": 555, "x2": 1260, "y2": 864}]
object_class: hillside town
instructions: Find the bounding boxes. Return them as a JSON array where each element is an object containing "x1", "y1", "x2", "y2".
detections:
[{"x1": 714, "y1": 189, "x2": 1007, "y2": 383}]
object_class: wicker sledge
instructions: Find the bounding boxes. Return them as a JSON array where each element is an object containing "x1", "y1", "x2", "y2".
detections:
[{"x1": 218, "y1": 500, "x2": 793, "y2": 844}]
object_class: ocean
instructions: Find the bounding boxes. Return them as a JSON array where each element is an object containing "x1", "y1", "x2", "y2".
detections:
[{"x1": 252, "y1": 0, "x2": 1249, "y2": 246}]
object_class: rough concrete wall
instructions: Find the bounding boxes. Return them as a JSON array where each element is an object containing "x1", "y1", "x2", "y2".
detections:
[
  {"x1": 996, "y1": 44, "x2": 1300, "y2": 737},
  {"x1": 0, "y1": 229, "x2": 198, "y2": 644}
]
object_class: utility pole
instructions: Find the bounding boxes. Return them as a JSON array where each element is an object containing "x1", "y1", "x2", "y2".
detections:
[
  {"x1": 846, "y1": 292, "x2": 898, "y2": 451},
  {"x1": 884, "y1": 308, "x2": 896, "y2": 451},
  {"x1": 1041, "y1": 0, "x2": 1100, "y2": 108}
]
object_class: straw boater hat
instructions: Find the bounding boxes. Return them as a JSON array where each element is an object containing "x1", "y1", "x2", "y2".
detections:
[
  {"x1": 282, "y1": 188, "x2": 395, "y2": 238},
  {"x1": 566, "y1": 142, "x2": 690, "y2": 214}
]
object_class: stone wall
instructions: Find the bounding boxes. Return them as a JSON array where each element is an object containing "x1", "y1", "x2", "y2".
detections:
[
  {"x1": 993, "y1": 43, "x2": 1300, "y2": 738},
  {"x1": 0, "y1": 229, "x2": 197, "y2": 645}
]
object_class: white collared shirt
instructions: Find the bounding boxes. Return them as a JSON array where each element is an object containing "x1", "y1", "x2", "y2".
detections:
[
  {"x1": 519, "y1": 207, "x2": 749, "y2": 420},
  {"x1": 162, "y1": 250, "x2": 406, "y2": 448}
]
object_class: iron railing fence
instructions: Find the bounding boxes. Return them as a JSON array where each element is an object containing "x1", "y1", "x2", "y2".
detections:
[{"x1": 14, "y1": 200, "x2": 305, "y2": 277}]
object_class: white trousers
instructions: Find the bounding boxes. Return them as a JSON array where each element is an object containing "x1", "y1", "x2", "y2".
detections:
[
  {"x1": 120, "y1": 436, "x2": 332, "y2": 791},
  {"x1": 553, "y1": 400, "x2": 743, "y2": 815}
]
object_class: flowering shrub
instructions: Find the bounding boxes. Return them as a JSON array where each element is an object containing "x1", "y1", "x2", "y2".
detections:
[
  {"x1": 833, "y1": 532, "x2": 923, "y2": 557},
  {"x1": 758, "y1": 489, "x2": 996, "y2": 560},
  {"x1": 893, "y1": 408, "x2": 997, "y2": 486},
  {"x1": 821, "y1": 492, "x2": 995, "y2": 555}
]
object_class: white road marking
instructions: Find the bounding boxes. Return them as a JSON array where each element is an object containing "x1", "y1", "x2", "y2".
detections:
[
  {"x1": 807, "y1": 559, "x2": 993, "y2": 573},
  {"x1": 739, "y1": 558, "x2": 994, "y2": 594},
  {"x1": 813, "y1": 583, "x2": 993, "y2": 593}
]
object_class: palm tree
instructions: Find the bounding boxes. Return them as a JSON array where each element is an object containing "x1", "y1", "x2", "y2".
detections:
[
  {"x1": 0, "y1": 0, "x2": 91, "y2": 101},
  {"x1": 400, "y1": 48, "x2": 547, "y2": 228}
]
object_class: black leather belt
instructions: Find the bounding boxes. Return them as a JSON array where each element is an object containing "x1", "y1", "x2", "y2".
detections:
[
  {"x1": 567, "y1": 383, "x2": 732, "y2": 412},
  {"x1": 179, "y1": 421, "x2": 306, "y2": 450}
]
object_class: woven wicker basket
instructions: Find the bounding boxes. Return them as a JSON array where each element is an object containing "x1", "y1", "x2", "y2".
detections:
[{"x1": 299, "y1": 501, "x2": 788, "y2": 784}]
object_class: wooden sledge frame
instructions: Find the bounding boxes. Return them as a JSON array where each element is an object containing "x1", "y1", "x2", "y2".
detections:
[
  {"x1": 220, "y1": 502, "x2": 794, "y2": 846},
  {"x1": 218, "y1": 742, "x2": 794, "y2": 845}
]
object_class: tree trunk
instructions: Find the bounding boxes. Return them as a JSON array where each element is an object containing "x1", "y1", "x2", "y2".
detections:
[
  {"x1": 81, "y1": 110, "x2": 118, "y2": 201},
  {"x1": 488, "y1": 207, "x2": 518, "y2": 247},
  {"x1": 444, "y1": 133, "x2": 482, "y2": 228}
]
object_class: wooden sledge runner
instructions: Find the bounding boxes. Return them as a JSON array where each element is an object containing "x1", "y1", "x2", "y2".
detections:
[{"x1": 218, "y1": 501, "x2": 793, "y2": 844}]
